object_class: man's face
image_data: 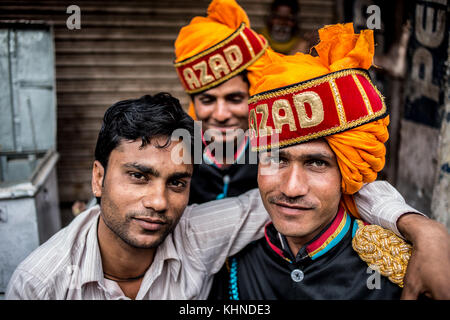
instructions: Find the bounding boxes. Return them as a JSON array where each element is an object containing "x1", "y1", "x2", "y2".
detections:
[
  {"x1": 92, "y1": 137, "x2": 193, "y2": 249},
  {"x1": 257, "y1": 139, "x2": 342, "y2": 244},
  {"x1": 269, "y1": 5, "x2": 296, "y2": 42},
  {"x1": 193, "y1": 75, "x2": 249, "y2": 144}
]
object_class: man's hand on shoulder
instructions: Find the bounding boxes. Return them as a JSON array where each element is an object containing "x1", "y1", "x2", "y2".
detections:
[{"x1": 397, "y1": 213, "x2": 450, "y2": 299}]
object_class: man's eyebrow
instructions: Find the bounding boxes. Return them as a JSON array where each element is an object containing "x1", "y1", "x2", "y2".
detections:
[
  {"x1": 123, "y1": 163, "x2": 159, "y2": 177},
  {"x1": 168, "y1": 171, "x2": 193, "y2": 180},
  {"x1": 275, "y1": 150, "x2": 334, "y2": 160},
  {"x1": 225, "y1": 91, "x2": 247, "y2": 97},
  {"x1": 197, "y1": 93, "x2": 215, "y2": 99},
  {"x1": 302, "y1": 152, "x2": 334, "y2": 160}
]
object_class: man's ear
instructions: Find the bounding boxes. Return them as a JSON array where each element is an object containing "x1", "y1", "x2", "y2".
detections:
[{"x1": 92, "y1": 160, "x2": 105, "y2": 198}]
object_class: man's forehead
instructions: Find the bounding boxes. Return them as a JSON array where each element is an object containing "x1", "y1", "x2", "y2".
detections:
[
  {"x1": 263, "y1": 139, "x2": 335, "y2": 157},
  {"x1": 112, "y1": 138, "x2": 193, "y2": 171},
  {"x1": 200, "y1": 75, "x2": 248, "y2": 95},
  {"x1": 115, "y1": 136, "x2": 174, "y2": 151},
  {"x1": 275, "y1": 5, "x2": 294, "y2": 15}
]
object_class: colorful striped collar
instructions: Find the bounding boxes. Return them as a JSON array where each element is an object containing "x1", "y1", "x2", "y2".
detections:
[
  {"x1": 264, "y1": 206, "x2": 352, "y2": 263},
  {"x1": 201, "y1": 132, "x2": 249, "y2": 169},
  {"x1": 306, "y1": 206, "x2": 351, "y2": 260}
]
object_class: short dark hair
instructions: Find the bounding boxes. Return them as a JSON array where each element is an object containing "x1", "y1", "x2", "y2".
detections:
[
  {"x1": 270, "y1": 0, "x2": 299, "y2": 15},
  {"x1": 95, "y1": 92, "x2": 195, "y2": 170}
]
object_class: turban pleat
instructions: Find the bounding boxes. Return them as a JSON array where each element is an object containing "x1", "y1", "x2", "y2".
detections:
[
  {"x1": 175, "y1": 0, "x2": 250, "y2": 62},
  {"x1": 325, "y1": 116, "x2": 390, "y2": 217}
]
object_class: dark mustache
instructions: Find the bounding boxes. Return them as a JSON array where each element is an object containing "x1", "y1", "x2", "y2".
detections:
[
  {"x1": 268, "y1": 195, "x2": 316, "y2": 208},
  {"x1": 126, "y1": 210, "x2": 169, "y2": 223}
]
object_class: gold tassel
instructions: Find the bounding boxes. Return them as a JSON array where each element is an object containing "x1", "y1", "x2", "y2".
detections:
[{"x1": 352, "y1": 222, "x2": 412, "y2": 288}]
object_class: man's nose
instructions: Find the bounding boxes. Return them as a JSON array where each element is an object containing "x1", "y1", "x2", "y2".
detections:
[
  {"x1": 279, "y1": 165, "x2": 309, "y2": 198},
  {"x1": 141, "y1": 182, "x2": 168, "y2": 213},
  {"x1": 212, "y1": 99, "x2": 232, "y2": 123}
]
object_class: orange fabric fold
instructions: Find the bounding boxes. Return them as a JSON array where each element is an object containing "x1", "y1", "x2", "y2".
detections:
[
  {"x1": 326, "y1": 116, "x2": 390, "y2": 218},
  {"x1": 187, "y1": 102, "x2": 197, "y2": 120},
  {"x1": 326, "y1": 116, "x2": 390, "y2": 195},
  {"x1": 175, "y1": 0, "x2": 250, "y2": 63},
  {"x1": 250, "y1": 23, "x2": 374, "y2": 95}
]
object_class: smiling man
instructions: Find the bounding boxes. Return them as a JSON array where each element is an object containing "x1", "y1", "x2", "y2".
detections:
[
  {"x1": 174, "y1": 0, "x2": 268, "y2": 204},
  {"x1": 259, "y1": 140, "x2": 342, "y2": 246},
  {"x1": 192, "y1": 75, "x2": 249, "y2": 146},
  {"x1": 4, "y1": 93, "x2": 273, "y2": 300},
  {"x1": 93, "y1": 136, "x2": 193, "y2": 299}
]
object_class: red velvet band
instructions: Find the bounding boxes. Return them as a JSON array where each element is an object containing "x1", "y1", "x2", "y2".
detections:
[
  {"x1": 248, "y1": 69, "x2": 387, "y2": 151},
  {"x1": 174, "y1": 23, "x2": 267, "y2": 94}
]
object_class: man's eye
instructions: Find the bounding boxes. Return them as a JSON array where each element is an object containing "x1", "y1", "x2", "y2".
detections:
[
  {"x1": 308, "y1": 160, "x2": 327, "y2": 167},
  {"x1": 228, "y1": 97, "x2": 244, "y2": 104},
  {"x1": 199, "y1": 97, "x2": 215, "y2": 105},
  {"x1": 129, "y1": 172, "x2": 146, "y2": 181},
  {"x1": 260, "y1": 155, "x2": 285, "y2": 165},
  {"x1": 170, "y1": 180, "x2": 186, "y2": 188}
]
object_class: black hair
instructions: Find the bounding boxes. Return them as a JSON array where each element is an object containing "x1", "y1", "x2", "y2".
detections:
[
  {"x1": 270, "y1": 0, "x2": 299, "y2": 15},
  {"x1": 95, "y1": 92, "x2": 195, "y2": 171},
  {"x1": 189, "y1": 70, "x2": 250, "y2": 101}
]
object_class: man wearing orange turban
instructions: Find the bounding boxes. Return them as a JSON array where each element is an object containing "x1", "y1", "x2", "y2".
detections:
[
  {"x1": 174, "y1": 0, "x2": 270, "y2": 204},
  {"x1": 208, "y1": 23, "x2": 450, "y2": 299},
  {"x1": 248, "y1": 22, "x2": 388, "y2": 219}
]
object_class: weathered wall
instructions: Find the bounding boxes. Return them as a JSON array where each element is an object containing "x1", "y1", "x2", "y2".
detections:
[
  {"x1": 397, "y1": 0, "x2": 449, "y2": 224},
  {"x1": 397, "y1": 121, "x2": 441, "y2": 213},
  {"x1": 431, "y1": 41, "x2": 450, "y2": 229}
]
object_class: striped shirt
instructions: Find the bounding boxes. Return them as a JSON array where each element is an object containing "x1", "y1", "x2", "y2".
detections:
[{"x1": 5, "y1": 182, "x2": 423, "y2": 300}]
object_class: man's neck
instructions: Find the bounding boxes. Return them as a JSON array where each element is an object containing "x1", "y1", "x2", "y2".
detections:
[
  {"x1": 97, "y1": 215, "x2": 155, "y2": 297},
  {"x1": 284, "y1": 212, "x2": 338, "y2": 258},
  {"x1": 202, "y1": 132, "x2": 248, "y2": 168}
]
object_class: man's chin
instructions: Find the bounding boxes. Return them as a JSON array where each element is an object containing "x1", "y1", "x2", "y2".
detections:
[
  {"x1": 274, "y1": 224, "x2": 310, "y2": 239},
  {"x1": 207, "y1": 134, "x2": 237, "y2": 144},
  {"x1": 121, "y1": 232, "x2": 169, "y2": 249},
  {"x1": 271, "y1": 217, "x2": 314, "y2": 239},
  {"x1": 204, "y1": 127, "x2": 245, "y2": 142}
]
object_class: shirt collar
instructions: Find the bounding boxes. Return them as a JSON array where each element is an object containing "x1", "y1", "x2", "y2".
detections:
[
  {"x1": 79, "y1": 207, "x2": 105, "y2": 286},
  {"x1": 265, "y1": 206, "x2": 352, "y2": 263},
  {"x1": 154, "y1": 232, "x2": 182, "y2": 281},
  {"x1": 201, "y1": 131, "x2": 249, "y2": 169}
]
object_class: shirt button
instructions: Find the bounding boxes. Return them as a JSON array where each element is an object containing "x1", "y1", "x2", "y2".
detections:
[{"x1": 291, "y1": 269, "x2": 304, "y2": 282}]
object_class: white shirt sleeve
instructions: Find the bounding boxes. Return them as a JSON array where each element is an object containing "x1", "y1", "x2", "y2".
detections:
[
  {"x1": 179, "y1": 188, "x2": 270, "y2": 274},
  {"x1": 5, "y1": 268, "x2": 52, "y2": 300},
  {"x1": 353, "y1": 180, "x2": 426, "y2": 238}
]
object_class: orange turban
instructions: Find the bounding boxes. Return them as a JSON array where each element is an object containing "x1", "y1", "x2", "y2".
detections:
[
  {"x1": 249, "y1": 23, "x2": 389, "y2": 218},
  {"x1": 174, "y1": 0, "x2": 269, "y2": 119}
]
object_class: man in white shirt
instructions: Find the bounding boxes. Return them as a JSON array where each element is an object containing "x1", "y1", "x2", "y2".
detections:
[{"x1": 6, "y1": 93, "x2": 449, "y2": 299}]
